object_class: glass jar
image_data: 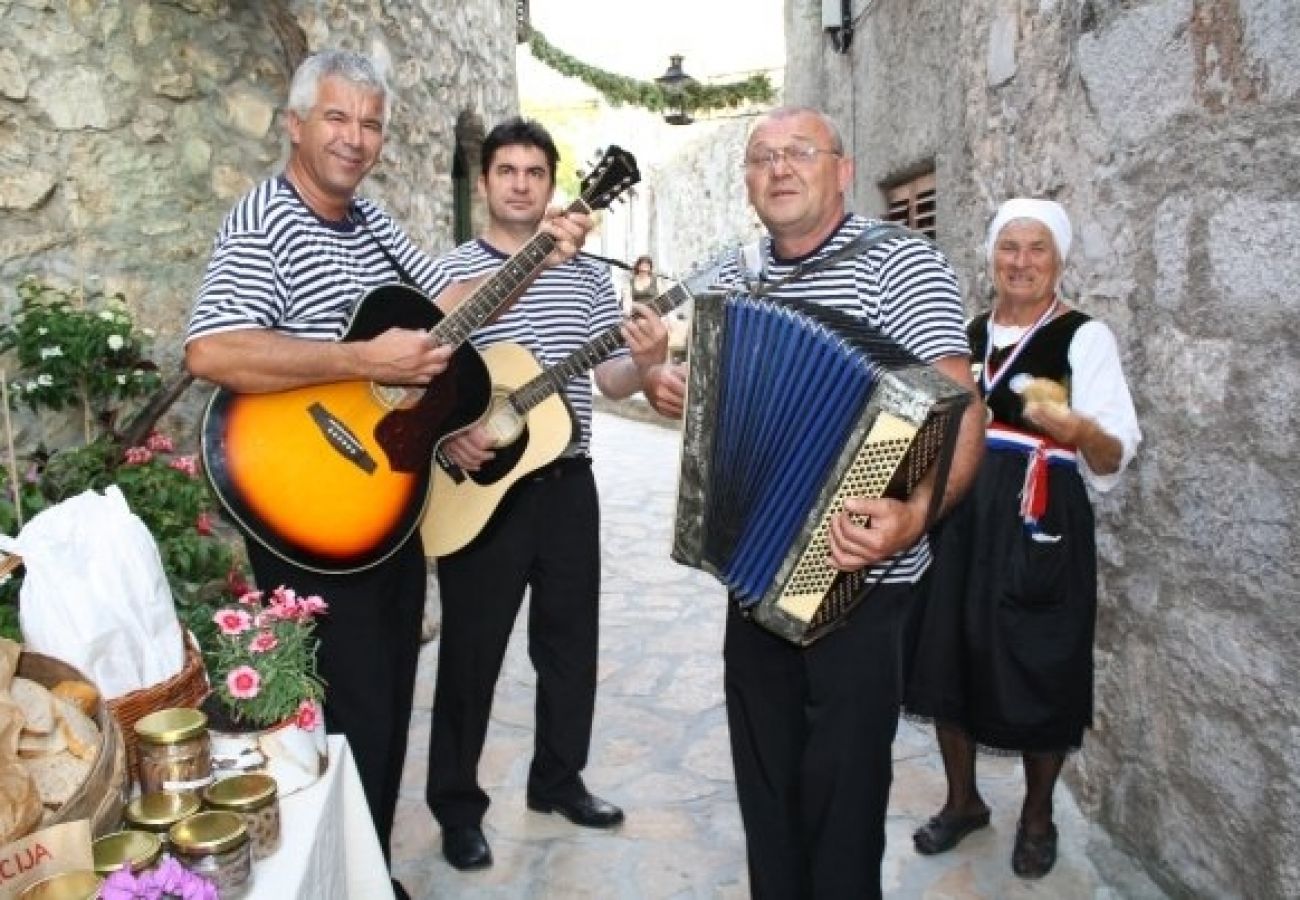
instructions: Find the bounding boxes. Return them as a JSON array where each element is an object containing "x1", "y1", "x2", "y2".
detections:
[
  {"x1": 169, "y1": 810, "x2": 252, "y2": 898},
  {"x1": 133, "y1": 708, "x2": 213, "y2": 795},
  {"x1": 16, "y1": 871, "x2": 101, "y2": 900},
  {"x1": 91, "y1": 829, "x2": 163, "y2": 877},
  {"x1": 123, "y1": 790, "x2": 202, "y2": 850},
  {"x1": 202, "y1": 772, "x2": 281, "y2": 860}
]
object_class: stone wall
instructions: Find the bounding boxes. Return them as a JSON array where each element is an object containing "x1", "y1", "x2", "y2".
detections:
[
  {"x1": 787, "y1": 1, "x2": 1300, "y2": 897},
  {"x1": 0, "y1": 0, "x2": 518, "y2": 443}
]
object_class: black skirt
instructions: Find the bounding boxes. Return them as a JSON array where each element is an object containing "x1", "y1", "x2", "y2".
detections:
[{"x1": 904, "y1": 449, "x2": 1098, "y2": 753}]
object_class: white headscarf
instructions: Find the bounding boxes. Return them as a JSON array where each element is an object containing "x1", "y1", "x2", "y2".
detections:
[{"x1": 985, "y1": 198, "x2": 1073, "y2": 264}]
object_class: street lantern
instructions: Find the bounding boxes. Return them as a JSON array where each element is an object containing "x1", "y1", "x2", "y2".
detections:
[{"x1": 655, "y1": 54, "x2": 697, "y2": 125}]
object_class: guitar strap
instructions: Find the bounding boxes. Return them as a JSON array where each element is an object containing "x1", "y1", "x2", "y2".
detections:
[{"x1": 354, "y1": 206, "x2": 419, "y2": 287}]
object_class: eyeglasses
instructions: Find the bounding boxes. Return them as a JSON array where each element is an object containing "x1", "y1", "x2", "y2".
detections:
[{"x1": 743, "y1": 145, "x2": 841, "y2": 170}]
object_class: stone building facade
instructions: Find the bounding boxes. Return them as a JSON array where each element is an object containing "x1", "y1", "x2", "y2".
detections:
[
  {"x1": 784, "y1": 1, "x2": 1299, "y2": 897},
  {"x1": 0, "y1": 0, "x2": 519, "y2": 440}
]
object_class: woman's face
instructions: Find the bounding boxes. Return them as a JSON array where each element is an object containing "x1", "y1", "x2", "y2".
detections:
[
  {"x1": 635, "y1": 262, "x2": 652, "y2": 276},
  {"x1": 991, "y1": 220, "x2": 1060, "y2": 307}
]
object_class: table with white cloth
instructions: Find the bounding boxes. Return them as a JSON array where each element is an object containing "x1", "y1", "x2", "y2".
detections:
[{"x1": 247, "y1": 735, "x2": 393, "y2": 900}]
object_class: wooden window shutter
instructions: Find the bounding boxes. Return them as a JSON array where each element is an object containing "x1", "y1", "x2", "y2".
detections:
[{"x1": 884, "y1": 172, "x2": 937, "y2": 240}]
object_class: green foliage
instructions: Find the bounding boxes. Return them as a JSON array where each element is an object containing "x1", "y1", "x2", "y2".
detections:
[
  {"x1": 527, "y1": 30, "x2": 774, "y2": 115},
  {"x1": 0, "y1": 277, "x2": 162, "y2": 427},
  {"x1": 0, "y1": 277, "x2": 239, "y2": 648}
]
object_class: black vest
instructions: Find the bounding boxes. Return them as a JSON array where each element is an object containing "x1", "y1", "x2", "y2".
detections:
[{"x1": 969, "y1": 309, "x2": 1090, "y2": 433}]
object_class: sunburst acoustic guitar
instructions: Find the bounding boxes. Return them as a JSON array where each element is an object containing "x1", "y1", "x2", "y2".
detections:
[
  {"x1": 200, "y1": 147, "x2": 640, "y2": 573},
  {"x1": 420, "y1": 261, "x2": 725, "y2": 558}
]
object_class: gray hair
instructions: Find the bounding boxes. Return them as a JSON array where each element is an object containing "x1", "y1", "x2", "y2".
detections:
[
  {"x1": 287, "y1": 50, "x2": 392, "y2": 127},
  {"x1": 749, "y1": 106, "x2": 846, "y2": 154}
]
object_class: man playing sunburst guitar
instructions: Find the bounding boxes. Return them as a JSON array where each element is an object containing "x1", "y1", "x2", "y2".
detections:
[
  {"x1": 425, "y1": 117, "x2": 668, "y2": 872},
  {"x1": 184, "y1": 52, "x2": 590, "y2": 899}
]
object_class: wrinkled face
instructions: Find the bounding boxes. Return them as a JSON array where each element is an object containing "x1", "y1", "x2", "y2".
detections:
[
  {"x1": 743, "y1": 112, "x2": 852, "y2": 247},
  {"x1": 286, "y1": 76, "x2": 385, "y2": 208},
  {"x1": 480, "y1": 143, "x2": 555, "y2": 230},
  {"x1": 991, "y1": 220, "x2": 1061, "y2": 306}
]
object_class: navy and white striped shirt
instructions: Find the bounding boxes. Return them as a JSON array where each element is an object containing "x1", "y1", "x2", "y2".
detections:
[
  {"x1": 438, "y1": 239, "x2": 626, "y2": 455},
  {"x1": 187, "y1": 176, "x2": 450, "y2": 343},
  {"x1": 713, "y1": 214, "x2": 970, "y2": 583}
]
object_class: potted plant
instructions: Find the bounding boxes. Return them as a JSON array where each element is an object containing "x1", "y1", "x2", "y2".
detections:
[{"x1": 204, "y1": 583, "x2": 330, "y2": 795}]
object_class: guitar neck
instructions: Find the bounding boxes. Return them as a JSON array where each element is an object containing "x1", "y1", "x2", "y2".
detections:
[
  {"x1": 511, "y1": 282, "x2": 691, "y2": 414},
  {"x1": 432, "y1": 199, "x2": 591, "y2": 347}
]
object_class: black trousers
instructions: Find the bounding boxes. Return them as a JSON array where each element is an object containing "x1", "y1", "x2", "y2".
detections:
[
  {"x1": 427, "y1": 458, "x2": 601, "y2": 827},
  {"x1": 246, "y1": 536, "x2": 427, "y2": 862},
  {"x1": 724, "y1": 581, "x2": 915, "y2": 900}
]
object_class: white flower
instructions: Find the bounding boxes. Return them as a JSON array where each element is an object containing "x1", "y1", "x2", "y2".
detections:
[
  {"x1": 39, "y1": 346, "x2": 64, "y2": 359},
  {"x1": 25, "y1": 380, "x2": 38, "y2": 392},
  {"x1": 115, "y1": 374, "x2": 127, "y2": 385},
  {"x1": 106, "y1": 334, "x2": 125, "y2": 351},
  {"x1": 36, "y1": 374, "x2": 53, "y2": 387},
  {"x1": 8, "y1": 382, "x2": 22, "y2": 394},
  {"x1": 36, "y1": 327, "x2": 48, "y2": 336},
  {"x1": 99, "y1": 310, "x2": 115, "y2": 321}
]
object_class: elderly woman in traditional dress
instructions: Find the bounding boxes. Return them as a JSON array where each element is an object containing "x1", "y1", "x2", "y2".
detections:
[{"x1": 904, "y1": 199, "x2": 1141, "y2": 878}]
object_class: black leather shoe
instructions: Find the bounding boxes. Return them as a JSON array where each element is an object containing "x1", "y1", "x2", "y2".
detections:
[
  {"x1": 527, "y1": 790, "x2": 625, "y2": 828},
  {"x1": 443, "y1": 824, "x2": 492, "y2": 870}
]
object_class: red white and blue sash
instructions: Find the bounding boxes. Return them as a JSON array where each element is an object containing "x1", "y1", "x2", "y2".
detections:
[{"x1": 986, "y1": 424, "x2": 1077, "y2": 540}]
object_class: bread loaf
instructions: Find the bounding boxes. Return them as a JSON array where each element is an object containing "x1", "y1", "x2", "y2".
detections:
[{"x1": 11, "y1": 678, "x2": 55, "y2": 736}]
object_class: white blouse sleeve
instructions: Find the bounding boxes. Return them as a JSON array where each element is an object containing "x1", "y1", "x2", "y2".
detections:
[{"x1": 1069, "y1": 320, "x2": 1142, "y2": 492}]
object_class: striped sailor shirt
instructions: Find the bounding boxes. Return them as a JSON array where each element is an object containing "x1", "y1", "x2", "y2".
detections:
[
  {"x1": 437, "y1": 239, "x2": 626, "y2": 456},
  {"x1": 186, "y1": 176, "x2": 451, "y2": 344}
]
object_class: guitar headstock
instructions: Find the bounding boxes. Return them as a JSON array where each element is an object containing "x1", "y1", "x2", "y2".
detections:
[{"x1": 575, "y1": 146, "x2": 640, "y2": 212}]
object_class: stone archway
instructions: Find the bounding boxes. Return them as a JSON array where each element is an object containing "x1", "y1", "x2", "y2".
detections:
[{"x1": 452, "y1": 110, "x2": 487, "y2": 244}]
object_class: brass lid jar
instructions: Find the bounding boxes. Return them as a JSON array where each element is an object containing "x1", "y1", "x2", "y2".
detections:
[
  {"x1": 202, "y1": 773, "x2": 281, "y2": 860},
  {"x1": 124, "y1": 789, "x2": 202, "y2": 840},
  {"x1": 16, "y1": 871, "x2": 101, "y2": 900},
  {"x1": 91, "y1": 829, "x2": 163, "y2": 876},
  {"x1": 169, "y1": 810, "x2": 252, "y2": 898},
  {"x1": 133, "y1": 708, "x2": 212, "y2": 795}
]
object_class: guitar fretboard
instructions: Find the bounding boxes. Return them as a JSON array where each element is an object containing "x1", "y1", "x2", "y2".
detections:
[
  {"x1": 511, "y1": 282, "x2": 690, "y2": 413},
  {"x1": 431, "y1": 200, "x2": 592, "y2": 347}
]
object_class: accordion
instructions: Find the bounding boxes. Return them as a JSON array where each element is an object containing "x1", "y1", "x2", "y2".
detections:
[{"x1": 672, "y1": 289, "x2": 971, "y2": 645}]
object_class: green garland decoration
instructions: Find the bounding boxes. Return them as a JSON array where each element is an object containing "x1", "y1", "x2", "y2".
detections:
[{"x1": 527, "y1": 30, "x2": 774, "y2": 113}]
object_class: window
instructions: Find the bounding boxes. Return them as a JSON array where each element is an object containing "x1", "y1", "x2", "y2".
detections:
[
  {"x1": 884, "y1": 171, "x2": 936, "y2": 240},
  {"x1": 517, "y1": 0, "x2": 531, "y2": 42}
]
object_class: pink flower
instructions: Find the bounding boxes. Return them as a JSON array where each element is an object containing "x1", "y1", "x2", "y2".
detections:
[
  {"x1": 226, "y1": 568, "x2": 252, "y2": 598},
  {"x1": 296, "y1": 699, "x2": 320, "y2": 731},
  {"x1": 195, "y1": 511, "x2": 214, "y2": 536},
  {"x1": 169, "y1": 454, "x2": 200, "y2": 477},
  {"x1": 123, "y1": 446, "x2": 153, "y2": 465},
  {"x1": 300, "y1": 594, "x2": 329, "y2": 617},
  {"x1": 237, "y1": 588, "x2": 262, "y2": 607},
  {"x1": 145, "y1": 431, "x2": 175, "y2": 452},
  {"x1": 227, "y1": 665, "x2": 261, "y2": 699},
  {"x1": 248, "y1": 630, "x2": 278, "y2": 654},
  {"x1": 214, "y1": 608, "x2": 253, "y2": 635}
]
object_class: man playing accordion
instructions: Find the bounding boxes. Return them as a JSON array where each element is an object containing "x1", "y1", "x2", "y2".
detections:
[{"x1": 644, "y1": 106, "x2": 985, "y2": 898}]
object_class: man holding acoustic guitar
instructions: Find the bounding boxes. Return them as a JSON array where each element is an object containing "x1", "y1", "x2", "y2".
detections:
[
  {"x1": 184, "y1": 51, "x2": 595, "y2": 898},
  {"x1": 422, "y1": 116, "x2": 670, "y2": 872}
]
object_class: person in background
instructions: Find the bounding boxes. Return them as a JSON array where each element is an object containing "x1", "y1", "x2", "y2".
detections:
[
  {"x1": 184, "y1": 52, "x2": 589, "y2": 900},
  {"x1": 622, "y1": 254, "x2": 658, "y2": 313},
  {"x1": 425, "y1": 116, "x2": 668, "y2": 872},
  {"x1": 904, "y1": 198, "x2": 1141, "y2": 879},
  {"x1": 643, "y1": 105, "x2": 985, "y2": 899}
]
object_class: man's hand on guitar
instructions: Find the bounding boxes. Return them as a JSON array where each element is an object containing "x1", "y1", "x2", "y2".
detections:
[
  {"x1": 442, "y1": 425, "x2": 497, "y2": 473},
  {"x1": 826, "y1": 496, "x2": 925, "y2": 572},
  {"x1": 622, "y1": 303, "x2": 669, "y2": 371},
  {"x1": 642, "y1": 362, "x2": 688, "y2": 419},
  {"x1": 539, "y1": 207, "x2": 592, "y2": 268},
  {"x1": 355, "y1": 328, "x2": 452, "y2": 384}
]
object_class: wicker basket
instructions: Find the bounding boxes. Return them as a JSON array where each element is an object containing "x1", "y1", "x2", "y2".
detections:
[
  {"x1": 106, "y1": 632, "x2": 210, "y2": 785},
  {"x1": 17, "y1": 651, "x2": 129, "y2": 837}
]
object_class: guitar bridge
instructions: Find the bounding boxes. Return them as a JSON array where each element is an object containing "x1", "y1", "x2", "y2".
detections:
[{"x1": 308, "y1": 402, "x2": 378, "y2": 474}]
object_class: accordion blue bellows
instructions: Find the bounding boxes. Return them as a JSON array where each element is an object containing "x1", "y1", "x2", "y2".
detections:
[{"x1": 672, "y1": 290, "x2": 972, "y2": 645}]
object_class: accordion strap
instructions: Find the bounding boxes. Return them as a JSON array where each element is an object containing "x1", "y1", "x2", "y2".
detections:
[{"x1": 742, "y1": 221, "x2": 921, "y2": 298}]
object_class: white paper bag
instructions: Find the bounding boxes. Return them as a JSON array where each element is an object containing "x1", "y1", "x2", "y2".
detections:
[{"x1": 0, "y1": 486, "x2": 184, "y2": 697}]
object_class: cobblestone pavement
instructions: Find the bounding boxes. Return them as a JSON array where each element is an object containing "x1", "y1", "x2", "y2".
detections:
[{"x1": 392, "y1": 410, "x2": 1168, "y2": 899}]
